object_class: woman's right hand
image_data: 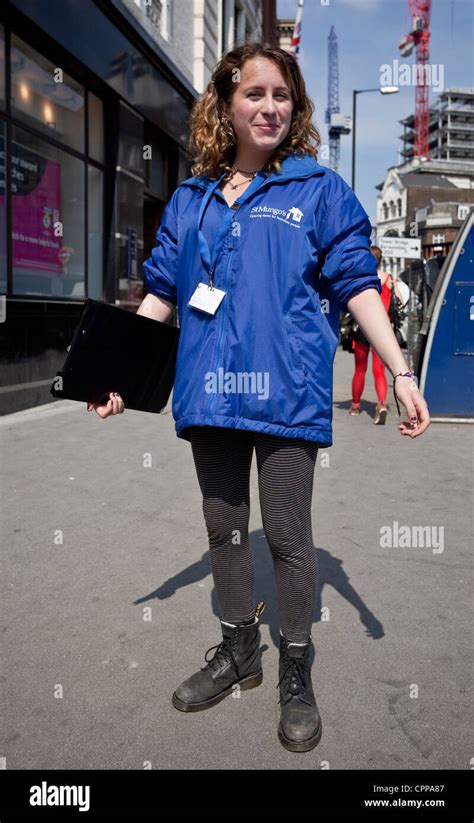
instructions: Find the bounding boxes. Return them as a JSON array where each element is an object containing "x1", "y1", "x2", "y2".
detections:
[{"x1": 86, "y1": 391, "x2": 125, "y2": 418}]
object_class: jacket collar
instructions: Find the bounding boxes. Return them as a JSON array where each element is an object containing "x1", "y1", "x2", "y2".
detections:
[{"x1": 179, "y1": 153, "x2": 326, "y2": 191}]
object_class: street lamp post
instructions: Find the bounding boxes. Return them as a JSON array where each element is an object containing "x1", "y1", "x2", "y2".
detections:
[{"x1": 351, "y1": 86, "x2": 399, "y2": 193}]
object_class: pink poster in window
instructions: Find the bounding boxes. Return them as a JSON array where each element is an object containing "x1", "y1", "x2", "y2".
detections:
[{"x1": 11, "y1": 141, "x2": 62, "y2": 273}]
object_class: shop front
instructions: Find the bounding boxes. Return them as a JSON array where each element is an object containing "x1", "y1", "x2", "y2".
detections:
[{"x1": 0, "y1": 0, "x2": 196, "y2": 413}]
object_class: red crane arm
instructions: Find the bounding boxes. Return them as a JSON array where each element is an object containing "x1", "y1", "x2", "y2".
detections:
[{"x1": 408, "y1": 0, "x2": 432, "y2": 158}]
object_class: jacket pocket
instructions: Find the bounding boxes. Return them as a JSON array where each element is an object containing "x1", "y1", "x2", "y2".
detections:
[{"x1": 283, "y1": 314, "x2": 308, "y2": 382}]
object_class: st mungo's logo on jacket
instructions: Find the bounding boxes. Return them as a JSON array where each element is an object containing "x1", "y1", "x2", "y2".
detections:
[{"x1": 249, "y1": 204, "x2": 304, "y2": 227}]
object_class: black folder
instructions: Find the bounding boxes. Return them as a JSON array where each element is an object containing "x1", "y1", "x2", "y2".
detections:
[{"x1": 50, "y1": 298, "x2": 180, "y2": 413}]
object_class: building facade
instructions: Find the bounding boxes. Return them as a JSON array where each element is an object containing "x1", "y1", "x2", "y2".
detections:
[
  {"x1": 121, "y1": 0, "x2": 263, "y2": 94},
  {"x1": 399, "y1": 88, "x2": 474, "y2": 164},
  {"x1": 414, "y1": 201, "x2": 472, "y2": 258},
  {"x1": 376, "y1": 157, "x2": 474, "y2": 275},
  {"x1": 275, "y1": 19, "x2": 295, "y2": 53},
  {"x1": 0, "y1": 0, "x2": 265, "y2": 414}
]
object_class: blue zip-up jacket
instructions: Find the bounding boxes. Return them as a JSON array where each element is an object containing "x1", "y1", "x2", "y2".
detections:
[{"x1": 143, "y1": 153, "x2": 382, "y2": 446}]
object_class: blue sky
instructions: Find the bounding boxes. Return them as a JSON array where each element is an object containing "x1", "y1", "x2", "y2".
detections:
[{"x1": 276, "y1": 0, "x2": 473, "y2": 223}]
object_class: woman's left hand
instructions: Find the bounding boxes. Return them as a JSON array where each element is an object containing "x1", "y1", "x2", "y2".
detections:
[{"x1": 395, "y1": 378, "x2": 431, "y2": 438}]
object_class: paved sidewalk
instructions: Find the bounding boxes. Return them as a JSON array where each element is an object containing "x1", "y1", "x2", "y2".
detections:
[{"x1": 1, "y1": 350, "x2": 472, "y2": 769}]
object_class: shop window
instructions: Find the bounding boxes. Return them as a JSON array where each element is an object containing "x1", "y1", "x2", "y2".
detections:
[
  {"x1": 11, "y1": 125, "x2": 84, "y2": 298},
  {"x1": 88, "y1": 165, "x2": 103, "y2": 300},
  {"x1": 115, "y1": 171, "x2": 144, "y2": 306},
  {"x1": 88, "y1": 92, "x2": 104, "y2": 163},
  {"x1": 0, "y1": 25, "x2": 5, "y2": 109},
  {"x1": 178, "y1": 147, "x2": 191, "y2": 184},
  {"x1": 0, "y1": 121, "x2": 6, "y2": 293},
  {"x1": 144, "y1": 135, "x2": 165, "y2": 198},
  {"x1": 115, "y1": 103, "x2": 144, "y2": 306},
  {"x1": 10, "y1": 35, "x2": 85, "y2": 154},
  {"x1": 118, "y1": 101, "x2": 144, "y2": 179},
  {"x1": 150, "y1": 147, "x2": 164, "y2": 195}
]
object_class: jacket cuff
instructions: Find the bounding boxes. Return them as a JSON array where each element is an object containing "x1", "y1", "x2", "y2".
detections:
[
  {"x1": 343, "y1": 283, "x2": 382, "y2": 313},
  {"x1": 146, "y1": 287, "x2": 177, "y2": 306}
]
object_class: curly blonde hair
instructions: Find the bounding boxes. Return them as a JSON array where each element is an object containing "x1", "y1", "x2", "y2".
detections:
[{"x1": 188, "y1": 42, "x2": 321, "y2": 181}]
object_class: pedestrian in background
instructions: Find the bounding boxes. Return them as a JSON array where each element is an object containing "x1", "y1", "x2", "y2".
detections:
[
  {"x1": 87, "y1": 43, "x2": 430, "y2": 753},
  {"x1": 349, "y1": 245, "x2": 406, "y2": 424}
]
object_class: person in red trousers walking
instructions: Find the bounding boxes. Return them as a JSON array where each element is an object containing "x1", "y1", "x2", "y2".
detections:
[{"x1": 349, "y1": 245, "x2": 405, "y2": 424}]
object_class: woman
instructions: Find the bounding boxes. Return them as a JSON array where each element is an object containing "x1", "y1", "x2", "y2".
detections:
[
  {"x1": 350, "y1": 245, "x2": 406, "y2": 424},
  {"x1": 87, "y1": 43, "x2": 430, "y2": 753}
]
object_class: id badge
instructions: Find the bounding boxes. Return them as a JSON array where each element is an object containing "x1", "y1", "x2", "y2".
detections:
[{"x1": 188, "y1": 282, "x2": 226, "y2": 316}]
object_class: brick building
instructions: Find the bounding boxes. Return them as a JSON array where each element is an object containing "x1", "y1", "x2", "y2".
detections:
[{"x1": 376, "y1": 157, "x2": 474, "y2": 274}]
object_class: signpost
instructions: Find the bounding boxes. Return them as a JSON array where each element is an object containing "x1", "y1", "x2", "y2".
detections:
[
  {"x1": 379, "y1": 237, "x2": 422, "y2": 259},
  {"x1": 378, "y1": 237, "x2": 422, "y2": 371}
]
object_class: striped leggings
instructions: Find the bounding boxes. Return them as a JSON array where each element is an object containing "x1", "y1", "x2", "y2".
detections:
[{"x1": 188, "y1": 425, "x2": 319, "y2": 644}]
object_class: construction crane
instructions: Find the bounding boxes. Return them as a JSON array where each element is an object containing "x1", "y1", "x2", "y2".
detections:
[
  {"x1": 398, "y1": 0, "x2": 433, "y2": 158},
  {"x1": 325, "y1": 26, "x2": 351, "y2": 171}
]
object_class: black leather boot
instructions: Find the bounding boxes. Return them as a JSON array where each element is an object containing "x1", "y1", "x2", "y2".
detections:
[
  {"x1": 277, "y1": 634, "x2": 322, "y2": 752},
  {"x1": 172, "y1": 602, "x2": 265, "y2": 712}
]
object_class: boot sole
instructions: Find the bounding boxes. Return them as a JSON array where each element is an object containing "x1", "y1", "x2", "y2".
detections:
[
  {"x1": 278, "y1": 719, "x2": 322, "y2": 752},
  {"x1": 171, "y1": 669, "x2": 263, "y2": 713}
]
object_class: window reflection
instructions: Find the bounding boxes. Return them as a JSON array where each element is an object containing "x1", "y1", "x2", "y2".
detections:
[
  {"x1": 118, "y1": 101, "x2": 144, "y2": 178},
  {"x1": 88, "y1": 164, "x2": 103, "y2": 299},
  {"x1": 11, "y1": 35, "x2": 85, "y2": 153},
  {"x1": 144, "y1": 135, "x2": 165, "y2": 197},
  {"x1": 0, "y1": 25, "x2": 5, "y2": 108},
  {"x1": 11, "y1": 126, "x2": 84, "y2": 298},
  {"x1": 0, "y1": 122, "x2": 6, "y2": 292},
  {"x1": 88, "y1": 92, "x2": 104, "y2": 163},
  {"x1": 116, "y1": 172, "x2": 144, "y2": 306}
]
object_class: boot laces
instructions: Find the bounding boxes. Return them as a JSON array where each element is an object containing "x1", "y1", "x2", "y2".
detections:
[
  {"x1": 202, "y1": 634, "x2": 239, "y2": 677},
  {"x1": 277, "y1": 657, "x2": 307, "y2": 692},
  {"x1": 277, "y1": 650, "x2": 312, "y2": 704}
]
